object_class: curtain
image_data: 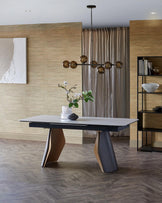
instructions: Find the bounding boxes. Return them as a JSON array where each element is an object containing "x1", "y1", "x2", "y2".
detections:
[{"x1": 82, "y1": 27, "x2": 130, "y2": 138}]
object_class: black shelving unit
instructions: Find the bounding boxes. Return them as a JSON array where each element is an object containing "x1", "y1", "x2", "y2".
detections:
[
  {"x1": 138, "y1": 110, "x2": 162, "y2": 114},
  {"x1": 137, "y1": 56, "x2": 162, "y2": 152},
  {"x1": 138, "y1": 92, "x2": 162, "y2": 94}
]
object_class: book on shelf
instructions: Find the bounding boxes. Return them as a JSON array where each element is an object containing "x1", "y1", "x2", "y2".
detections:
[
  {"x1": 138, "y1": 59, "x2": 144, "y2": 75},
  {"x1": 138, "y1": 59, "x2": 152, "y2": 76},
  {"x1": 144, "y1": 59, "x2": 148, "y2": 75},
  {"x1": 148, "y1": 61, "x2": 153, "y2": 75}
]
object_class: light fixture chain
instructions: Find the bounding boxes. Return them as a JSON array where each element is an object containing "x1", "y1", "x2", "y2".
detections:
[{"x1": 91, "y1": 7, "x2": 93, "y2": 63}]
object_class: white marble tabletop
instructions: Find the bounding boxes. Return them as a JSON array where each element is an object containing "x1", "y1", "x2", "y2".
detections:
[{"x1": 20, "y1": 115, "x2": 138, "y2": 127}]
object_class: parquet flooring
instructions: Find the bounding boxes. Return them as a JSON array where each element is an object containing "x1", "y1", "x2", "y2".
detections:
[{"x1": 0, "y1": 137, "x2": 162, "y2": 203}]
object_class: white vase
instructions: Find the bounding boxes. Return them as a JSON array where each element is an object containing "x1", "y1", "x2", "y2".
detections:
[{"x1": 61, "y1": 105, "x2": 72, "y2": 120}]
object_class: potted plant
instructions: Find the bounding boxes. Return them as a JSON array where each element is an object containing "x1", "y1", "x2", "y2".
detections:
[{"x1": 58, "y1": 81, "x2": 94, "y2": 120}]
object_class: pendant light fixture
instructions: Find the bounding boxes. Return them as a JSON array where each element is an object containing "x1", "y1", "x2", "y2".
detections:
[{"x1": 63, "y1": 5, "x2": 123, "y2": 73}]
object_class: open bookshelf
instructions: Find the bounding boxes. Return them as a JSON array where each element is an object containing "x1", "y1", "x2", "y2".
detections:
[{"x1": 137, "y1": 56, "x2": 162, "y2": 152}]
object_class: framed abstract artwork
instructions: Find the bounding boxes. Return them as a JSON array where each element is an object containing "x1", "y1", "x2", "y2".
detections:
[{"x1": 0, "y1": 38, "x2": 27, "y2": 84}]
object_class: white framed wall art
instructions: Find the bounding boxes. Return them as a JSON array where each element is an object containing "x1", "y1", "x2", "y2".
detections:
[{"x1": 0, "y1": 38, "x2": 27, "y2": 84}]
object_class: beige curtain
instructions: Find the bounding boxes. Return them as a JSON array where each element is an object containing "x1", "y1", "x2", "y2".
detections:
[{"x1": 82, "y1": 27, "x2": 130, "y2": 137}]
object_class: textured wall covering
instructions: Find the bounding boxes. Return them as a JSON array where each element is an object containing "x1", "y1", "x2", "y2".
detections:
[
  {"x1": 130, "y1": 20, "x2": 162, "y2": 147},
  {"x1": 0, "y1": 23, "x2": 82, "y2": 144}
]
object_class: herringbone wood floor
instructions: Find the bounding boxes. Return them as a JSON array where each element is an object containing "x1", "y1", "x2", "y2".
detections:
[{"x1": 0, "y1": 137, "x2": 162, "y2": 203}]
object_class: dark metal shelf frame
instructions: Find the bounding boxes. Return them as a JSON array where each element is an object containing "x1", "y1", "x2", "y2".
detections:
[
  {"x1": 138, "y1": 74, "x2": 162, "y2": 77},
  {"x1": 138, "y1": 110, "x2": 162, "y2": 114},
  {"x1": 138, "y1": 92, "x2": 162, "y2": 94},
  {"x1": 137, "y1": 56, "x2": 162, "y2": 152},
  {"x1": 138, "y1": 128, "x2": 162, "y2": 132}
]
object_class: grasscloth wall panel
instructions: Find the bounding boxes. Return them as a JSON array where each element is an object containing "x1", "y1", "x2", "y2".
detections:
[
  {"x1": 0, "y1": 23, "x2": 82, "y2": 144},
  {"x1": 130, "y1": 20, "x2": 162, "y2": 147}
]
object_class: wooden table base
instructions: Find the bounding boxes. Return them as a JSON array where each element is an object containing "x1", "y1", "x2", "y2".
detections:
[
  {"x1": 94, "y1": 131, "x2": 118, "y2": 173},
  {"x1": 42, "y1": 128, "x2": 118, "y2": 173},
  {"x1": 41, "y1": 128, "x2": 65, "y2": 167}
]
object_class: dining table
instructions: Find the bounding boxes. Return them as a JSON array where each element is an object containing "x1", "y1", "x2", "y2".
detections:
[{"x1": 20, "y1": 115, "x2": 137, "y2": 173}]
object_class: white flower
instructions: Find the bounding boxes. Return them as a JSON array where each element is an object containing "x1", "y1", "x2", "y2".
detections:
[
  {"x1": 74, "y1": 93, "x2": 81, "y2": 97},
  {"x1": 73, "y1": 93, "x2": 82, "y2": 100},
  {"x1": 64, "y1": 81, "x2": 68, "y2": 85}
]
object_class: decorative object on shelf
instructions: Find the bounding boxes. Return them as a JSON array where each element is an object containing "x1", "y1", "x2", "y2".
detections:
[
  {"x1": 62, "y1": 5, "x2": 123, "y2": 74},
  {"x1": 68, "y1": 113, "x2": 79, "y2": 120},
  {"x1": 153, "y1": 67, "x2": 160, "y2": 75},
  {"x1": 58, "y1": 81, "x2": 94, "y2": 119},
  {"x1": 153, "y1": 106, "x2": 162, "y2": 113},
  {"x1": 142, "y1": 83, "x2": 159, "y2": 92}
]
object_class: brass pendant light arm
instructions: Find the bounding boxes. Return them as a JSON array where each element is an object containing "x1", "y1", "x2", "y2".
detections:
[{"x1": 62, "y1": 5, "x2": 123, "y2": 73}]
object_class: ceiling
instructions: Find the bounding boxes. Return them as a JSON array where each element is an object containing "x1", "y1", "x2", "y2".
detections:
[{"x1": 1, "y1": 0, "x2": 162, "y2": 28}]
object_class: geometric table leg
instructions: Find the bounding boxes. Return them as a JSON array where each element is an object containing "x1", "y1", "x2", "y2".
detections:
[
  {"x1": 41, "y1": 128, "x2": 65, "y2": 167},
  {"x1": 94, "y1": 132, "x2": 104, "y2": 172},
  {"x1": 94, "y1": 131, "x2": 118, "y2": 173}
]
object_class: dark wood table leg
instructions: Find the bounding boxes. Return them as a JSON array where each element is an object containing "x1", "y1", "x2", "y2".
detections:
[
  {"x1": 41, "y1": 128, "x2": 65, "y2": 167},
  {"x1": 94, "y1": 131, "x2": 118, "y2": 173}
]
